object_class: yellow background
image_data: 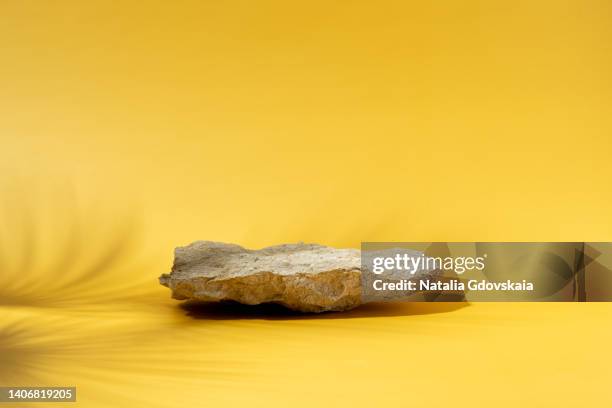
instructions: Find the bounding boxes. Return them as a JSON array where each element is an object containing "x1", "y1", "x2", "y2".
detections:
[{"x1": 0, "y1": 1, "x2": 611, "y2": 407}]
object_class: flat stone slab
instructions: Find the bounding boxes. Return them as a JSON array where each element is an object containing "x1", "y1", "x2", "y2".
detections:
[{"x1": 160, "y1": 241, "x2": 444, "y2": 312}]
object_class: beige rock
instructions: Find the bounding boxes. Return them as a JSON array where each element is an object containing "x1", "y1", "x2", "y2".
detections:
[
  {"x1": 160, "y1": 241, "x2": 442, "y2": 312},
  {"x1": 159, "y1": 241, "x2": 362, "y2": 312}
]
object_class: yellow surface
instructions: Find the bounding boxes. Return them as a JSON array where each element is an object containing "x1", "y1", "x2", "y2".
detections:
[{"x1": 1, "y1": 1, "x2": 611, "y2": 407}]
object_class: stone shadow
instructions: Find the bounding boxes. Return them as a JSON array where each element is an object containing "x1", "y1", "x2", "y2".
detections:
[{"x1": 180, "y1": 300, "x2": 468, "y2": 320}]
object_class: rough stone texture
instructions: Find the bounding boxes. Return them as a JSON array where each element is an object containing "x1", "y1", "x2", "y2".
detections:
[{"x1": 159, "y1": 241, "x2": 362, "y2": 312}]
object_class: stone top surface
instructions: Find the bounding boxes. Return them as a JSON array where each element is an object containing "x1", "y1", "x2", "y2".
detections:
[{"x1": 167, "y1": 241, "x2": 360, "y2": 280}]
